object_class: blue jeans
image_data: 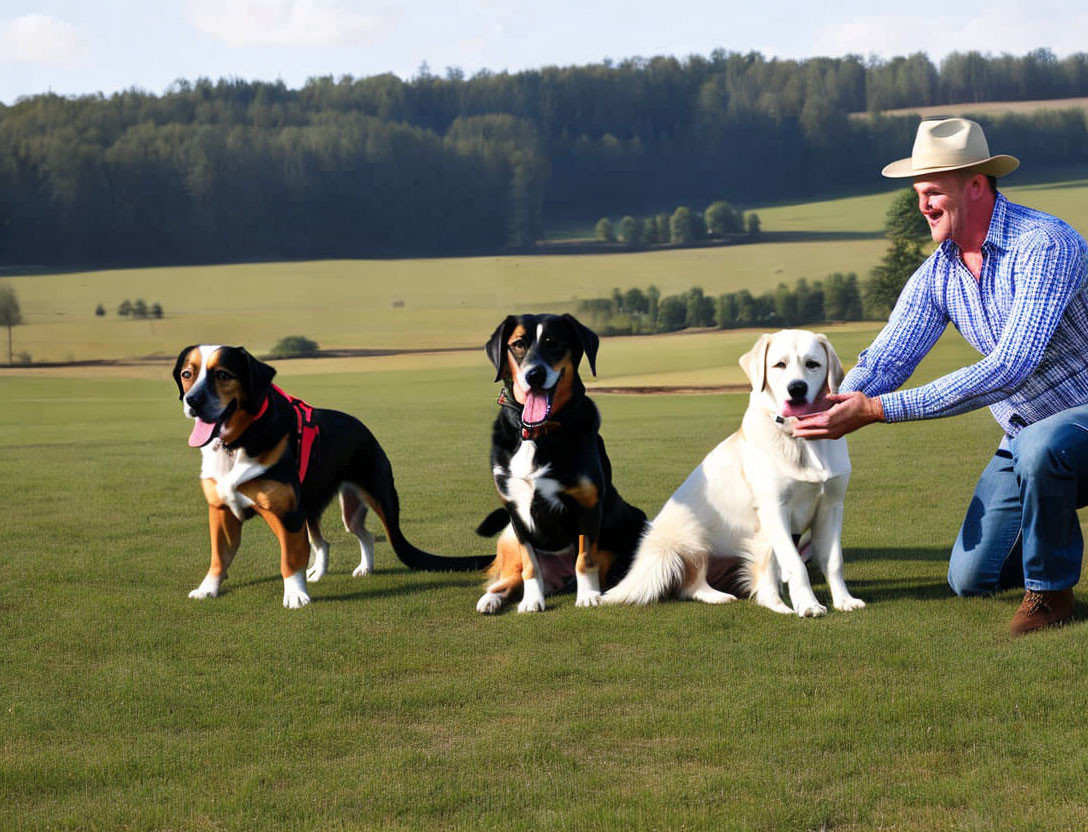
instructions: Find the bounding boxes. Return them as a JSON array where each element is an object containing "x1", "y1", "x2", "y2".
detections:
[{"x1": 948, "y1": 404, "x2": 1088, "y2": 596}]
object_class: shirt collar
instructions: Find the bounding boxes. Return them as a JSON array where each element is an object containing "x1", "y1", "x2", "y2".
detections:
[
  {"x1": 982, "y1": 192, "x2": 1010, "y2": 253},
  {"x1": 937, "y1": 191, "x2": 1009, "y2": 262}
]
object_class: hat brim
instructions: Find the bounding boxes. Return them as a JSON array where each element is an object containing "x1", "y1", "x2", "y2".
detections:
[{"x1": 882, "y1": 154, "x2": 1020, "y2": 179}]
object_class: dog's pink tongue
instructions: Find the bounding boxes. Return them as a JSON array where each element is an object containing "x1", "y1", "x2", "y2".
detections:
[
  {"x1": 781, "y1": 396, "x2": 832, "y2": 418},
  {"x1": 522, "y1": 389, "x2": 550, "y2": 425},
  {"x1": 188, "y1": 419, "x2": 216, "y2": 448}
]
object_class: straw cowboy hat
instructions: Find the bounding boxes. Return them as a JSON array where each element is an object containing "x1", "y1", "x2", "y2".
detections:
[{"x1": 882, "y1": 117, "x2": 1020, "y2": 179}]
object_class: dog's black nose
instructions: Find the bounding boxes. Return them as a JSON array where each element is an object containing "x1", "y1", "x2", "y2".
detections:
[
  {"x1": 525, "y1": 365, "x2": 547, "y2": 388},
  {"x1": 787, "y1": 380, "x2": 808, "y2": 401},
  {"x1": 185, "y1": 391, "x2": 204, "y2": 410}
]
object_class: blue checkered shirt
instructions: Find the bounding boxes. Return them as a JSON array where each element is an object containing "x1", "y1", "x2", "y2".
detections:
[{"x1": 841, "y1": 193, "x2": 1088, "y2": 436}]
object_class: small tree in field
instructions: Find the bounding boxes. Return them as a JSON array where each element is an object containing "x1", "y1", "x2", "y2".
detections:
[
  {"x1": 618, "y1": 215, "x2": 641, "y2": 249},
  {"x1": 670, "y1": 206, "x2": 694, "y2": 244},
  {"x1": 270, "y1": 336, "x2": 320, "y2": 358},
  {"x1": 0, "y1": 284, "x2": 23, "y2": 365},
  {"x1": 595, "y1": 217, "x2": 615, "y2": 242}
]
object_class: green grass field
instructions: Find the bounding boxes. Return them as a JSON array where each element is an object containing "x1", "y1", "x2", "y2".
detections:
[
  {"x1": 4, "y1": 325, "x2": 1088, "y2": 831},
  {"x1": 5, "y1": 178, "x2": 1088, "y2": 829}
]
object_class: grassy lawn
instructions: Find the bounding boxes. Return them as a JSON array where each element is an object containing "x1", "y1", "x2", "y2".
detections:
[{"x1": 3, "y1": 326, "x2": 1088, "y2": 831}]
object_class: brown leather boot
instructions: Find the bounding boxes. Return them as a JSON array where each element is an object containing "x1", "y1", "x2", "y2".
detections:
[{"x1": 1009, "y1": 588, "x2": 1075, "y2": 636}]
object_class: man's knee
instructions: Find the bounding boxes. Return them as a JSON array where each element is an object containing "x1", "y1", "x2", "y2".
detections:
[
  {"x1": 1012, "y1": 420, "x2": 1085, "y2": 481},
  {"x1": 947, "y1": 560, "x2": 996, "y2": 597}
]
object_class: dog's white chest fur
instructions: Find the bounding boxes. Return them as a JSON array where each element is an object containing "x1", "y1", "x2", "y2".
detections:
[
  {"x1": 199, "y1": 440, "x2": 267, "y2": 518},
  {"x1": 498, "y1": 440, "x2": 562, "y2": 532}
]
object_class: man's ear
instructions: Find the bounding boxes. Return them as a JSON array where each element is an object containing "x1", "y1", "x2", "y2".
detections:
[
  {"x1": 485, "y1": 316, "x2": 517, "y2": 382},
  {"x1": 562, "y1": 314, "x2": 599, "y2": 377},
  {"x1": 738, "y1": 333, "x2": 772, "y2": 393},
  {"x1": 239, "y1": 347, "x2": 276, "y2": 412},
  {"x1": 172, "y1": 344, "x2": 199, "y2": 399},
  {"x1": 815, "y1": 333, "x2": 844, "y2": 394}
]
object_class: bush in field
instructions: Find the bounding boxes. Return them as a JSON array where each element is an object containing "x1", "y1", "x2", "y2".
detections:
[
  {"x1": 595, "y1": 217, "x2": 615, "y2": 242},
  {"x1": 269, "y1": 336, "x2": 320, "y2": 358}
]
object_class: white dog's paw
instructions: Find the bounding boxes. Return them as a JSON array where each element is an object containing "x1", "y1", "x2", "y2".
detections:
[
  {"x1": 575, "y1": 591, "x2": 603, "y2": 608},
  {"x1": 188, "y1": 574, "x2": 221, "y2": 599},
  {"x1": 282, "y1": 573, "x2": 311, "y2": 609},
  {"x1": 690, "y1": 587, "x2": 738, "y2": 605},
  {"x1": 518, "y1": 580, "x2": 546, "y2": 613},
  {"x1": 476, "y1": 592, "x2": 505, "y2": 614},
  {"x1": 834, "y1": 595, "x2": 866, "y2": 612},
  {"x1": 351, "y1": 560, "x2": 373, "y2": 578},
  {"x1": 794, "y1": 598, "x2": 828, "y2": 618},
  {"x1": 306, "y1": 543, "x2": 329, "y2": 582}
]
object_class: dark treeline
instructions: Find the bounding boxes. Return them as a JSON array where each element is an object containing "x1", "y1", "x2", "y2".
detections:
[{"x1": 3, "y1": 48, "x2": 1088, "y2": 266}]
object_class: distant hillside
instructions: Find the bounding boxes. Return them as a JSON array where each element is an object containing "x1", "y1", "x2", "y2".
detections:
[
  {"x1": 3, "y1": 48, "x2": 1088, "y2": 266},
  {"x1": 854, "y1": 96, "x2": 1088, "y2": 120}
]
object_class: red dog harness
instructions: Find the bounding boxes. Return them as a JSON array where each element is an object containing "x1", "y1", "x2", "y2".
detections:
[{"x1": 252, "y1": 385, "x2": 320, "y2": 483}]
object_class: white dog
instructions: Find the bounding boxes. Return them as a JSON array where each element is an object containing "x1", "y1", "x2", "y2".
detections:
[{"x1": 604, "y1": 329, "x2": 865, "y2": 617}]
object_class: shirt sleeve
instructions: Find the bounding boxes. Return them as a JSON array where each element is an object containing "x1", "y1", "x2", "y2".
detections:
[
  {"x1": 840, "y1": 260, "x2": 948, "y2": 398},
  {"x1": 878, "y1": 227, "x2": 1088, "y2": 424}
]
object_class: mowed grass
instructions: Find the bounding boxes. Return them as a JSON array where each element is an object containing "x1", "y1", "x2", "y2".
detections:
[{"x1": 4, "y1": 329, "x2": 1088, "y2": 831}]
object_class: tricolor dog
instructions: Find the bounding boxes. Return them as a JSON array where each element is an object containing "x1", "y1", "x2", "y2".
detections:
[
  {"x1": 604, "y1": 329, "x2": 865, "y2": 617},
  {"x1": 476, "y1": 314, "x2": 647, "y2": 613},
  {"x1": 174, "y1": 344, "x2": 491, "y2": 608}
]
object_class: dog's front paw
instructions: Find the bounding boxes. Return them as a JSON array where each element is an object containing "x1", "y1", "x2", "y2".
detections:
[
  {"x1": 477, "y1": 592, "x2": 505, "y2": 614},
  {"x1": 518, "y1": 579, "x2": 546, "y2": 613},
  {"x1": 834, "y1": 595, "x2": 866, "y2": 612},
  {"x1": 351, "y1": 561, "x2": 372, "y2": 578},
  {"x1": 575, "y1": 591, "x2": 603, "y2": 608},
  {"x1": 282, "y1": 573, "x2": 311, "y2": 609},
  {"x1": 188, "y1": 574, "x2": 221, "y2": 599},
  {"x1": 794, "y1": 597, "x2": 828, "y2": 618}
]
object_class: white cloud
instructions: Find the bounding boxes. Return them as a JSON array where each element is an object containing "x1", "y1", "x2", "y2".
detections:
[
  {"x1": 0, "y1": 14, "x2": 88, "y2": 65},
  {"x1": 811, "y1": 3, "x2": 1088, "y2": 62},
  {"x1": 187, "y1": 0, "x2": 390, "y2": 47}
]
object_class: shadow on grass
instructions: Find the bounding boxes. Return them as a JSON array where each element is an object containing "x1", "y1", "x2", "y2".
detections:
[{"x1": 818, "y1": 546, "x2": 955, "y2": 603}]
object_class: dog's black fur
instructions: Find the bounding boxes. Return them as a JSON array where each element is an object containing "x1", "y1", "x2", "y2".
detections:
[
  {"x1": 174, "y1": 344, "x2": 491, "y2": 572},
  {"x1": 480, "y1": 314, "x2": 646, "y2": 596}
]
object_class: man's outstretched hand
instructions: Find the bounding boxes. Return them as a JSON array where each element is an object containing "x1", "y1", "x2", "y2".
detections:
[{"x1": 791, "y1": 391, "x2": 885, "y2": 440}]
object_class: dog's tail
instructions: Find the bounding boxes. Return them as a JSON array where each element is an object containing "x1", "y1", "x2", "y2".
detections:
[
  {"x1": 602, "y1": 505, "x2": 704, "y2": 605},
  {"x1": 347, "y1": 440, "x2": 494, "y2": 573},
  {"x1": 475, "y1": 508, "x2": 509, "y2": 537}
]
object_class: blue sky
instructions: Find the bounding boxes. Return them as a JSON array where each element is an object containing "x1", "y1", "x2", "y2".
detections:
[{"x1": 1, "y1": 0, "x2": 1085, "y2": 105}]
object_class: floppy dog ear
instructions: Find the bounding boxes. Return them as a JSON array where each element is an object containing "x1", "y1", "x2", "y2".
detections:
[
  {"x1": 815, "y1": 333, "x2": 845, "y2": 393},
  {"x1": 562, "y1": 314, "x2": 600, "y2": 377},
  {"x1": 238, "y1": 347, "x2": 277, "y2": 413},
  {"x1": 485, "y1": 316, "x2": 518, "y2": 382},
  {"x1": 738, "y1": 333, "x2": 772, "y2": 393},
  {"x1": 172, "y1": 344, "x2": 199, "y2": 399}
]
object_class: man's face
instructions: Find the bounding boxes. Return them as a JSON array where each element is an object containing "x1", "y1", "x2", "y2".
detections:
[{"x1": 912, "y1": 171, "x2": 974, "y2": 244}]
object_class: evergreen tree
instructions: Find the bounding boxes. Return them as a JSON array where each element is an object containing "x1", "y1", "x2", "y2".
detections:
[
  {"x1": 866, "y1": 238, "x2": 927, "y2": 318},
  {"x1": 884, "y1": 188, "x2": 930, "y2": 240},
  {"x1": 0, "y1": 284, "x2": 23, "y2": 365}
]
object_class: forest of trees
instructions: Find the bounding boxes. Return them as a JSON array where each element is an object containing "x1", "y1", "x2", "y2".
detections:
[{"x1": 3, "y1": 48, "x2": 1088, "y2": 266}]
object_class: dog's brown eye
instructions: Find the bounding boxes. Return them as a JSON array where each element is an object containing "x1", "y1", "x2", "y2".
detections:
[
  {"x1": 773, "y1": 361, "x2": 787, "y2": 369},
  {"x1": 805, "y1": 361, "x2": 821, "y2": 369},
  {"x1": 214, "y1": 370, "x2": 232, "y2": 382},
  {"x1": 509, "y1": 338, "x2": 527, "y2": 353},
  {"x1": 181, "y1": 369, "x2": 193, "y2": 379}
]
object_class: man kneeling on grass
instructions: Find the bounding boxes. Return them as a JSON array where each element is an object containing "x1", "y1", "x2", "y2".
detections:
[{"x1": 792, "y1": 117, "x2": 1088, "y2": 637}]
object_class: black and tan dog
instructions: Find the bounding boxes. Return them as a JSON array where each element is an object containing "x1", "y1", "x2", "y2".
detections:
[
  {"x1": 476, "y1": 314, "x2": 647, "y2": 613},
  {"x1": 173, "y1": 344, "x2": 491, "y2": 608}
]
